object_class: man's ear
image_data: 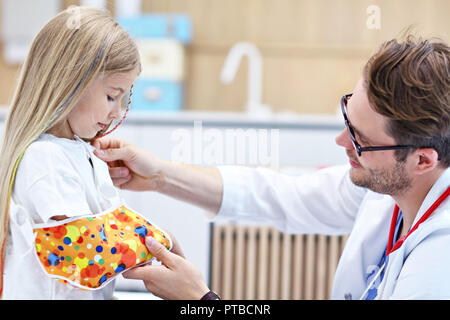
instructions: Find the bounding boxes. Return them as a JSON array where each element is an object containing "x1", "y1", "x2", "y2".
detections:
[{"x1": 413, "y1": 148, "x2": 439, "y2": 175}]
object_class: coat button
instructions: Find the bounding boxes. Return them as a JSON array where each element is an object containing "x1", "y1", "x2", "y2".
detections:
[
  {"x1": 14, "y1": 207, "x2": 26, "y2": 226},
  {"x1": 344, "y1": 293, "x2": 352, "y2": 300}
]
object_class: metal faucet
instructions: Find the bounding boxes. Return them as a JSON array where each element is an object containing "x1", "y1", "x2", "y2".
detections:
[{"x1": 220, "y1": 42, "x2": 271, "y2": 116}]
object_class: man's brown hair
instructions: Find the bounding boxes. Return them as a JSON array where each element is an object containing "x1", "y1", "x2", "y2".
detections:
[{"x1": 363, "y1": 34, "x2": 449, "y2": 167}]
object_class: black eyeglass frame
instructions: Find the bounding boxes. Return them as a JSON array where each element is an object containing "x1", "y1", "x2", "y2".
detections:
[{"x1": 340, "y1": 93, "x2": 418, "y2": 157}]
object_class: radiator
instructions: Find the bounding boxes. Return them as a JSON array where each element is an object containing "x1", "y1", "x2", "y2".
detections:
[{"x1": 210, "y1": 223, "x2": 349, "y2": 300}]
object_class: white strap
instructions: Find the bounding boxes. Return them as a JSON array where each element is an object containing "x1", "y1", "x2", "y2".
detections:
[
  {"x1": 74, "y1": 135, "x2": 121, "y2": 207},
  {"x1": 97, "y1": 183, "x2": 121, "y2": 208}
]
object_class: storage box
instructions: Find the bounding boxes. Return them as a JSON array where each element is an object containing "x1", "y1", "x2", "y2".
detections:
[
  {"x1": 136, "y1": 38, "x2": 185, "y2": 81},
  {"x1": 117, "y1": 14, "x2": 192, "y2": 44},
  {"x1": 131, "y1": 80, "x2": 183, "y2": 111}
]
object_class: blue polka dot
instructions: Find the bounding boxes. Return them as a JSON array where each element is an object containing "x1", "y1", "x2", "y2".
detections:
[
  {"x1": 91, "y1": 234, "x2": 95, "y2": 238},
  {"x1": 111, "y1": 247, "x2": 117, "y2": 254},
  {"x1": 58, "y1": 246, "x2": 64, "y2": 251},
  {"x1": 63, "y1": 237, "x2": 71, "y2": 245},
  {"x1": 115, "y1": 263, "x2": 126, "y2": 273},
  {"x1": 99, "y1": 274, "x2": 108, "y2": 284},
  {"x1": 134, "y1": 226, "x2": 147, "y2": 238},
  {"x1": 48, "y1": 253, "x2": 60, "y2": 266},
  {"x1": 96, "y1": 245, "x2": 103, "y2": 253}
]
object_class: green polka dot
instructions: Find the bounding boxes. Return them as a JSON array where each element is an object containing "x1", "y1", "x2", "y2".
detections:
[
  {"x1": 99, "y1": 259, "x2": 104, "y2": 265},
  {"x1": 66, "y1": 256, "x2": 72, "y2": 262},
  {"x1": 75, "y1": 246, "x2": 79, "y2": 251},
  {"x1": 141, "y1": 252, "x2": 146, "y2": 259}
]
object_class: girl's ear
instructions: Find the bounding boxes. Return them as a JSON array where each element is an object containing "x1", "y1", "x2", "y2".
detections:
[{"x1": 413, "y1": 148, "x2": 440, "y2": 175}]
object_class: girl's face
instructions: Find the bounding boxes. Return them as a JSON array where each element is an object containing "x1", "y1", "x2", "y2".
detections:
[{"x1": 49, "y1": 68, "x2": 139, "y2": 140}]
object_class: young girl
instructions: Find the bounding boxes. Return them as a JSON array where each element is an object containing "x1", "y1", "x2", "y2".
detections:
[{"x1": 0, "y1": 6, "x2": 141, "y2": 299}]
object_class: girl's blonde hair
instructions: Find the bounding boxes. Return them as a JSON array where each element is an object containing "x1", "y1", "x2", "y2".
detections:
[{"x1": 0, "y1": 6, "x2": 141, "y2": 297}]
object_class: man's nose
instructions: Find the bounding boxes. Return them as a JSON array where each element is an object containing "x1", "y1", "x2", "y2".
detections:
[{"x1": 335, "y1": 128, "x2": 353, "y2": 151}]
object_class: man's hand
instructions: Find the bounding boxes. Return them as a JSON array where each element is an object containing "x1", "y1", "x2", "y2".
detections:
[
  {"x1": 92, "y1": 137, "x2": 166, "y2": 192},
  {"x1": 122, "y1": 236, "x2": 210, "y2": 300},
  {"x1": 92, "y1": 137, "x2": 223, "y2": 214}
]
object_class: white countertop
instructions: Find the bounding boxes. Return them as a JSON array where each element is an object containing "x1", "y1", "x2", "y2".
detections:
[{"x1": 0, "y1": 106, "x2": 343, "y2": 129}]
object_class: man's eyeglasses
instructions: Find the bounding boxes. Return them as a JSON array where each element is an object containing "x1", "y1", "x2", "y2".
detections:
[{"x1": 340, "y1": 93, "x2": 417, "y2": 157}]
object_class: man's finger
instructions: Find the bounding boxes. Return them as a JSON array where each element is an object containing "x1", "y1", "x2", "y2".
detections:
[
  {"x1": 94, "y1": 146, "x2": 129, "y2": 162},
  {"x1": 93, "y1": 137, "x2": 126, "y2": 150},
  {"x1": 146, "y1": 237, "x2": 177, "y2": 269},
  {"x1": 91, "y1": 139, "x2": 101, "y2": 149},
  {"x1": 165, "y1": 231, "x2": 186, "y2": 259},
  {"x1": 123, "y1": 264, "x2": 164, "y2": 281},
  {"x1": 109, "y1": 166, "x2": 130, "y2": 178},
  {"x1": 112, "y1": 176, "x2": 132, "y2": 188}
]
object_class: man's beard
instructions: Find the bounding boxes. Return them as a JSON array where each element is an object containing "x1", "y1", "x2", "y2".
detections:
[{"x1": 349, "y1": 159, "x2": 412, "y2": 196}]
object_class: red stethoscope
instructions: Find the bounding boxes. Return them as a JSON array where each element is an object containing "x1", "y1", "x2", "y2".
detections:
[
  {"x1": 360, "y1": 185, "x2": 450, "y2": 300},
  {"x1": 387, "y1": 186, "x2": 450, "y2": 256}
]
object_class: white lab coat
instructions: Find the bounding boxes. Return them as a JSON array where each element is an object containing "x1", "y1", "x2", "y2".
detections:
[{"x1": 216, "y1": 165, "x2": 450, "y2": 299}]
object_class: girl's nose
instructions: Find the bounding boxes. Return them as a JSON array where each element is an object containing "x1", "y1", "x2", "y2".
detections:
[{"x1": 110, "y1": 102, "x2": 122, "y2": 120}]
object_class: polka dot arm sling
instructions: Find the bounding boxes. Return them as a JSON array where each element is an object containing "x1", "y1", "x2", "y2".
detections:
[{"x1": 33, "y1": 205, "x2": 172, "y2": 290}]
